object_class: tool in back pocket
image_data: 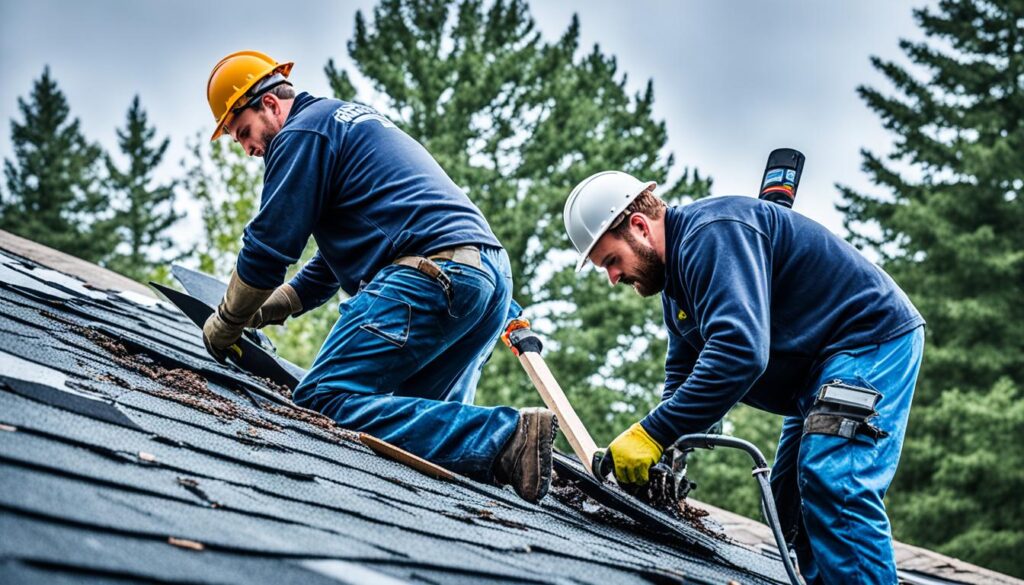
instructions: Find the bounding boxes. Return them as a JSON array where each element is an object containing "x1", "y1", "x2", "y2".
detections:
[{"x1": 804, "y1": 380, "x2": 889, "y2": 440}]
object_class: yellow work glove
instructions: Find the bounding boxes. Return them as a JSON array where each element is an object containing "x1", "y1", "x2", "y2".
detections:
[{"x1": 607, "y1": 422, "x2": 664, "y2": 485}]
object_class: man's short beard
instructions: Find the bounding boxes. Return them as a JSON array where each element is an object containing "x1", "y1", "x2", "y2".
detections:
[
  {"x1": 256, "y1": 110, "x2": 279, "y2": 157},
  {"x1": 258, "y1": 128, "x2": 277, "y2": 156},
  {"x1": 619, "y1": 230, "x2": 666, "y2": 297}
]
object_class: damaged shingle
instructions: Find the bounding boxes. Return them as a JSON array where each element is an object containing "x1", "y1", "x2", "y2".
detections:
[{"x1": 0, "y1": 242, "x2": 793, "y2": 585}]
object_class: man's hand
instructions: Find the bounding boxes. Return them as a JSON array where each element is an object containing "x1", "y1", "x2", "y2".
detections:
[
  {"x1": 247, "y1": 283, "x2": 302, "y2": 329},
  {"x1": 201, "y1": 270, "x2": 274, "y2": 363},
  {"x1": 607, "y1": 422, "x2": 664, "y2": 485},
  {"x1": 202, "y1": 311, "x2": 244, "y2": 363}
]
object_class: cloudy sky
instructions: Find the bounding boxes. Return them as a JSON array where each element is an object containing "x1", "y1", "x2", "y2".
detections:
[{"x1": 0, "y1": 0, "x2": 926, "y2": 243}]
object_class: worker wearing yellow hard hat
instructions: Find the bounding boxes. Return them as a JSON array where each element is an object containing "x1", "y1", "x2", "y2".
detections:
[
  {"x1": 201, "y1": 50, "x2": 556, "y2": 504},
  {"x1": 206, "y1": 50, "x2": 293, "y2": 141}
]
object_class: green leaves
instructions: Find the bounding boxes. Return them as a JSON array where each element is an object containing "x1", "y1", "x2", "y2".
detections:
[
  {"x1": 181, "y1": 136, "x2": 340, "y2": 369},
  {"x1": 181, "y1": 137, "x2": 262, "y2": 277},
  {"x1": 329, "y1": 0, "x2": 711, "y2": 446},
  {"x1": 890, "y1": 379, "x2": 1024, "y2": 576},
  {"x1": 2, "y1": 71, "x2": 183, "y2": 282},
  {"x1": 839, "y1": 0, "x2": 1023, "y2": 575}
]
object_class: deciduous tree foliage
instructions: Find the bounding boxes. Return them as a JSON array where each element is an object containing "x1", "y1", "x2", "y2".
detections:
[
  {"x1": 684, "y1": 404, "x2": 782, "y2": 520},
  {"x1": 327, "y1": 0, "x2": 711, "y2": 445},
  {"x1": 1, "y1": 67, "x2": 110, "y2": 262},
  {"x1": 181, "y1": 137, "x2": 338, "y2": 368},
  {"x1": 837, "y1": 0, "x2": 1023, "y2": 575},
  {"x1": 182, "y1": 137, "x2": 262, "y2": 277},
  {"x1": 103, "y1": 95, "x2": 183, "y2": 280}
]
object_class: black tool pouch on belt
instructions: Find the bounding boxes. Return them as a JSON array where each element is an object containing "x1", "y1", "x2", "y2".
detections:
[{"x1": 803, "y1": 380, "x2": 889, "y2": 441}]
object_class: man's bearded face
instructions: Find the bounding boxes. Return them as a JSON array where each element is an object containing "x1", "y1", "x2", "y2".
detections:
[{"x1": 619, "y1": 229, "x2": 665, "y2": 297}]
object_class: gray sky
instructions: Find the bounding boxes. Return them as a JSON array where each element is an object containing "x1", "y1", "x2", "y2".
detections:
[{"x1": 0, "y1": 0, "x2": 925, "y2": 243}]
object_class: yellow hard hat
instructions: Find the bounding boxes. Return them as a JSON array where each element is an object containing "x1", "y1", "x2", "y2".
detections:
[{"x1": 206, "y1": 50, "x2": 294, "y2": 141}]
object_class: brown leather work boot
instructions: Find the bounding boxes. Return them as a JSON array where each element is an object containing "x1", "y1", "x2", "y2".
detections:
[{"x1": 495, "y1": 407, "x2": 558, "y2": 503}]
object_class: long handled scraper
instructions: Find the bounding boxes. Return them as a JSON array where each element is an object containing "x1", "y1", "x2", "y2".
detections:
[{"x1": 502, "y1": 318, "x2": 599, "y2": 474}]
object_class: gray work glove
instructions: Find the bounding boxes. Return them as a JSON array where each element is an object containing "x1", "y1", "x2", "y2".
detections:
[
  {"x1": 247, "y1": 283, "x2": 302, "y2": 329},
  {"x1": 202, "y1": 270, "x2": 274, "y2": 363}
]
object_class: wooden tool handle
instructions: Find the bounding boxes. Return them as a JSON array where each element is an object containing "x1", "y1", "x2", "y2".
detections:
[{"x1": 517, "y1": 352, "x2": 599, "y2": 473}]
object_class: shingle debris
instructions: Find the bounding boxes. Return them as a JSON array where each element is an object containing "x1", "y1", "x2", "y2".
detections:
[{"x1": 0, "y1": 246, "x2": 791, "y2": 584}]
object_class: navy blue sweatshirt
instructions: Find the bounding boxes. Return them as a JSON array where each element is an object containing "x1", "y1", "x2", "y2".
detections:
[
  {"x1": 235, "y1": 93, "x2": 501, "y2": 306},
  {"x1": 640, "y1": 196, "x2": 924, "y2": 447}
]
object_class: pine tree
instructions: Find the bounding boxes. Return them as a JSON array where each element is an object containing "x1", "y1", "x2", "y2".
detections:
[
  {"x1": 104, "y1": 95, "x2": 183, "y2": 280},
  {"x1": 837, "y1": 0, "x2": 1023, "y2": 574},
  {"x1": 329, "y1": 0, "x2": 712, "y2": 444},
  {"x1": 1, "y1": 67, "x2": 110, "y2": 261}
]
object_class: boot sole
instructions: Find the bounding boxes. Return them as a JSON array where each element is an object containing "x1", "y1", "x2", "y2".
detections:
[
  {"x1": 500, "y1": 408, "x2": 559, "y2": 503},
  {"x1": 533, "y1": 411, "x2": 558, "y2": 502}
]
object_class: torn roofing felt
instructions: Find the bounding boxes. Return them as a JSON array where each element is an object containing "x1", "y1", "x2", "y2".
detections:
[{"x1": 0, "y1": 243, "x2": 793, "y2": 585}]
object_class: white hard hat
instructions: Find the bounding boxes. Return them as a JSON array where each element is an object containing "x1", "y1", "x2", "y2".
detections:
[{"x1": 563, "y1": 171, "x2": 657, "y2": 271}]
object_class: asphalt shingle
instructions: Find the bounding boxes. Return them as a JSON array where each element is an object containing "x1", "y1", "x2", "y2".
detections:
[{"x1": 0, "y1": 245, "x2": 790, "y2": 584}]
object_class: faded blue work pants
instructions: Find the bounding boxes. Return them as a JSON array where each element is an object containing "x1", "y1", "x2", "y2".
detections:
[
  {"x1": 771, "y1": 326, "x2": 924, "y2": 584},
  {"x1": 293, "y1": 246, "x2": 521, "y2": 481}
]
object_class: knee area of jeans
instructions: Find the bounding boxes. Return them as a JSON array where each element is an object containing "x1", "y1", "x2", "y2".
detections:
[
  {"x1": 292, "y1": 379, "x2": 365, "y2": 407},
  {"x1": 292, "y1": 378, "x2": 314, "y2": 398},
  {"x1": 291, "y1": 384, "x2": 315, "y2": 408}
]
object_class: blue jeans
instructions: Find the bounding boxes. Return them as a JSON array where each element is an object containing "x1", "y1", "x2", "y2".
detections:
[
  {"x1": 771, "y1": 326, "x2": 924, "y2": 584},
  {"x1": 293, "y1": 246, "x2": 521, "y2": 481}
]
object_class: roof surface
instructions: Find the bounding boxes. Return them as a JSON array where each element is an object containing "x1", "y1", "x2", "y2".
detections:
[
  {"x1": 0, "y1": 243, "x2": 793, "y2": 584},
  {"x1": 0, "y1": 230, "x2": 155, "y2": 298},
  {"x1": 1, "y1": 238, "x2": 1019, "y2": 585}
]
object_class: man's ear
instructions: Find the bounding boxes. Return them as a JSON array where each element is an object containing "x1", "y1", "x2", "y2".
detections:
[
  {"x1": 263, "y1": 94, "x2": 280, "y2": 116},
  {"x1": 630, "y1": 213, "x2": 652, "y2": 242}
]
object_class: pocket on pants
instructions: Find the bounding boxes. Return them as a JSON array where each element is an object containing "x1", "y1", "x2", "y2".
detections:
[
  {"x1": 444, "y1": 263, "x2": 494, "y2": 320},
  {"x1": 358, "y1": 291, "x2": 411, "y2": 347}
]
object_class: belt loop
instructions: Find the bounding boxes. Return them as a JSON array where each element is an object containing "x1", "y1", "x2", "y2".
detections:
[
  {"x1": 432, "y1": 261, "x2": 454, "y2": 305},
  {"x1": 393, "y1": 255, "x2": 454, "y2": 305}
]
